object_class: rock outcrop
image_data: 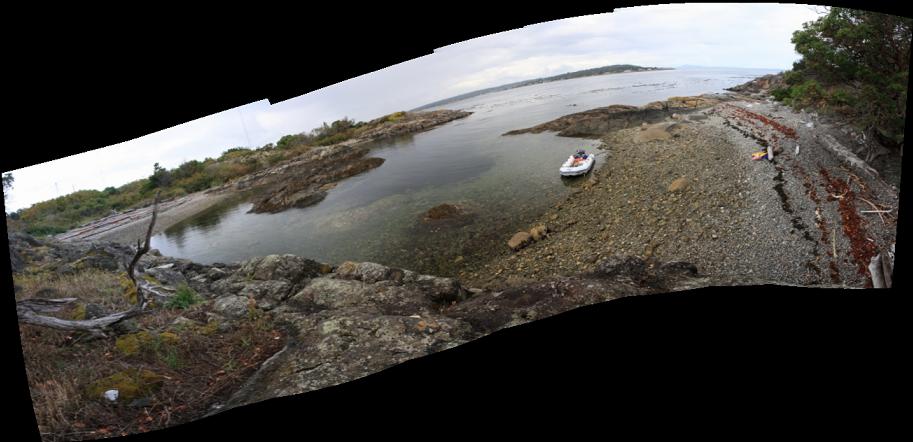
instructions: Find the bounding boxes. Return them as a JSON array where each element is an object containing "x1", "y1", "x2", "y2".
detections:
[
  {"x1": 503, "y1": 94, "x2": 737, "y2": 138},
  {"x1": 248, "y1": 145, "x2": 385, "y2": 214},
  {"x1": 12, "y1": 236, "x2": 770, "y2": 418},
  {"x1": 220, "y1": 253, "x2": 739, "y2": 410},
  {"x1": 725, "y1": 73, "x2": 785, "y2": 95},
  {"x1": 224, "y1": 110, "x2": 472, "y2": 215},
  {"x1": 359, "y1": 110, "x2": 472, "y2": 140}
]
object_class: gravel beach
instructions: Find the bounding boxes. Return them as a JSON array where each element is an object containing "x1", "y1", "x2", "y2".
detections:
[{"x1": 461, "y1": 96, "x2": 899, "y2": 289}]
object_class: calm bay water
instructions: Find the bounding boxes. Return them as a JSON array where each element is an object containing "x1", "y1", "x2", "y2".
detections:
[{"x1": 150, "y1": 67, "x2": 779, "y2": 275}]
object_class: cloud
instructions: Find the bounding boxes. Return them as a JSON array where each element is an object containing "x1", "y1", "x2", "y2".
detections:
[{"x1": 5, "y1": 3, "x2": 823, "y2": 212}]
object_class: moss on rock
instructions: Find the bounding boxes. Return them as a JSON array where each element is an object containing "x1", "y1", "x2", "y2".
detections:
[
  {"x1": 158, "y1": 332, "x2": 180, "y2": 345},
  {"x1": 119, "y1": 273, "x2": 138, "y2": 304},
  {"x1": 199, "y1": 320, "x2": 220, "y2": 336},
  {"x1": 86, "y1": 369, "x2": 164, "y2": 401},
  {"x1": 70, "y1": 303, "x2": 87, "y2": 320},
  {"x1": 115, "y1": 331, "x2": 154, "y2": 356}
]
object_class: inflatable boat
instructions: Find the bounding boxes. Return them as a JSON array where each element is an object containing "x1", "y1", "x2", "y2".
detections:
[{"x1": 559, "y1": 151, "x2": 595, "y2": 176}]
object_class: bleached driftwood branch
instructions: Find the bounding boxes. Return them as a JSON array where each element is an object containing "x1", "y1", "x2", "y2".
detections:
[
  {"x1": 17, "y1": 193, "x2": 161, "y2": 332},
  {"x1": 868, "y1": 249, "x2": 894, "y2": 289}
]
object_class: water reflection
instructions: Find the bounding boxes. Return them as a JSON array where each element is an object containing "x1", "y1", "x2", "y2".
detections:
[
  {"x1": 149, "y1": 67, "x2": 778, "y2": 273},
  {"x1": 156, "y1": 194, "x2": 248, "y2": 252}
]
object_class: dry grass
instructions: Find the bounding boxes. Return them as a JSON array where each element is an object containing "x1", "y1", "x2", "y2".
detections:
[
  {"x1": 17, "y1": 268, "x2": 286, "y2": 441},
  {"x1": 14, "y1": 268, "x2": 132, "y2": 314}
]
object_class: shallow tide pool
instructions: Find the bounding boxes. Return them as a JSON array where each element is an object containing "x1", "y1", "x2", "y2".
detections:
[{"x1": 151, "y1": 67, "x2": 779, "y2": 275}]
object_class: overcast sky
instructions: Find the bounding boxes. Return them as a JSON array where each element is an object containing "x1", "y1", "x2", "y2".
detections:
[{"x1": 4, "y1": 3, "x2": 822, "y2": 212}]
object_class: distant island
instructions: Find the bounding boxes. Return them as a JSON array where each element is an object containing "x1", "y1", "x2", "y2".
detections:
[{"x1": 412, "y1": 64, "x2": 672, "y2": 110}]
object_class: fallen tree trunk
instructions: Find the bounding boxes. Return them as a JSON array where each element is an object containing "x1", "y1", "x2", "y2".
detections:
[
  {"x1": 16, "y1": 193, "x2": 161, "y2": 333},
  {"x1": 869, "y1": 254, "x2": 886, "y2": 288},
  {"x1": 820, "y1": 133, "x2": 879, "y2": 178},
  {"x1": 16, "y1": 297, "x2": 79, "y2": 314},
  {"x1": 880, "y1": 253, "x2": 893, "y2": 288},
  {"x1": 868, "y1": 250, "x2": 893, "y2": 289},
  {"x1": 17, "y1": 306, "x2": 144, "y2": 332}
]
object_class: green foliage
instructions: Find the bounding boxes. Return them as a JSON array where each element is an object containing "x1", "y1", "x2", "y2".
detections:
[
  {"x1": 24, "y1": 224, "x2": 67, "y2": 236},
  {"x1": 17, "y1": 116, "x2": 371, "y2": 234},
  {"x1": 276, "y1": 134, "x2": 311, "y2": 150},
  {"x1": 386, "y1": 111, "x2": 407, "y2": 122},
  {"x1": 314, "y1": 132, "x2": 351, "y2": 146},
  {"x1": 2, "y1": 172, "x2": 13, "y2": 201},
  {"x1": 146, "y1": 162, "x2": 173, "y2": 191},
  {"x1": 166, "y1": 284, "x2": 202, "y2": 310},
  {"x1": 171, "y1": 160, "x2": 204, "y2": 181},
  {"x1": 770, "y1": 87, "x2": 790, "y2": 102},
  {"x1": 308, "y1": 117, "x2": 363, "y2": 145},
  {"x1": 219, "y1": 147, "x2": 253, "y2": 161},
  {"x1": 773, "y1": 7, "x2": 910, "y2": 145}
]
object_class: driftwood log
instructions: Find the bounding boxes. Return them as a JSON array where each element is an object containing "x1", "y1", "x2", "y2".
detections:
[
  {"x1": 16, "y1": 193, "x2": 161, "y2": 333},
  {"x1": 868, "y1": 248, "x2": 894, "y2": 289}
]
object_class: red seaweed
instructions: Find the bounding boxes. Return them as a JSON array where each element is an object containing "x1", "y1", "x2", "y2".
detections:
[
  {"x1": 728, "y1": 105, "x2": 798, "y2": 139},
  {"x1": 820, "y1": 168, "x2": 878, "y2": 277}
]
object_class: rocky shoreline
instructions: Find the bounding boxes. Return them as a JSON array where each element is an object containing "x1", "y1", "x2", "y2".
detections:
[
  {"x1": 10, "y1": 231, "x2": 771, "y2": 427},
  {"x1": 12, "y1": 75, "x2": 899, "y2": 439},
  {"x1": 240, "y1": 109, "x2": 472, "y2": 214},
  {"x1": 460, "y1": 87, "x2": 898, "y2": 289},
  {"x1": 53, "y1": 109, "x2": 472, "y2": 243}
]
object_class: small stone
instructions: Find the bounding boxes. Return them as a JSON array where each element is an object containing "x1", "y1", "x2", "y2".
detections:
[
  {"x1": 668, "y1": 177, "x2": 689, "y2": 192},
  {"x1": 529, "y1": 225, "x2": 548, "y2": 241},
  {"x1": 508, "y1": 232, "x2": 533, "y2": 251}
]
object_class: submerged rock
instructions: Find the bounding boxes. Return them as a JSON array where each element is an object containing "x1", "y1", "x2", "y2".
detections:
[{"x1": 423, "y1": 203, "x2": 463, "y2": 221}]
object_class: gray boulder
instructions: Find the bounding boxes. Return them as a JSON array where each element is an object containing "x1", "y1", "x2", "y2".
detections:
[
  {"x1": 240, "y1": 254, "x2": 323, "y2": 283},
  {"x1": 288, "y1": 277, "x2": 436, "y2": 316},
  {"x1": 145, "y1": 264, "x2": 188, "y2": 287},
  {"x1": 223, "y1": 308, "x2": 476, "y2": 408},
  {"x1": 213, "y1": 295, "x2": 251, "y2": 319}
]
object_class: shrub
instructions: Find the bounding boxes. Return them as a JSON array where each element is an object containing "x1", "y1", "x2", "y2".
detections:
[
  {"x1": 219, "y1": 147, "x2": 253, "y2": 161},
  {"x1": 276, "y1": 134, "x2": 311, "y2": 150},
  {"x1": 166, "y1": 284, "x2": 201, "y2": 310},
  {"x1": 386, "y1": 111, "x2": 407, "y2": 122},
  {"x1": 782, "y1": 7, "x2": 910, "y2": 145},
  {"x1": 25, "y1": 224, "x2": 67, "y2": 236}
]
